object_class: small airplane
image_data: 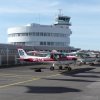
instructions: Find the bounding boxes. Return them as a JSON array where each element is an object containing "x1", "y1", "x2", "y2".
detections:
[
  {"x1": 17, "y1": 48, "x2": 77, "y2": 72},
  {"x1": 66, "y1": 51, "x2": 99, "y2": 65},
  {"x1": 84, "y1": 52, "x2": 100, "y2": 65}
]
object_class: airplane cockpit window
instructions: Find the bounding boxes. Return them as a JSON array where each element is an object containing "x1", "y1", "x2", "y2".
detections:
[
  {"x1": 51, "y1": 54, "x2": 60, "y2": 60},
  {"x1": 19, "y1": 50, "x2": 24, "y2": 56},
  {"x1": 60, "y1": 54, "x2": 66, "y2": 58}
]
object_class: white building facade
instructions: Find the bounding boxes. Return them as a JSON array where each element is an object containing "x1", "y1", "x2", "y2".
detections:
[{"x1": 8, "y1": 15, "x2": 74, "y2": 52}]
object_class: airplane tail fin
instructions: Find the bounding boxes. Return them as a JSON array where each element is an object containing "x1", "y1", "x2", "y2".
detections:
[{"x1": 18, "y1": 48, "x2": 28, "y2": 58}]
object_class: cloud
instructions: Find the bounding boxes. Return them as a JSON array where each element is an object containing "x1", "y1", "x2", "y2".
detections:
[
  {"x1": 0, "y1": 0, "x2": 60, "y2": 15},
  {"x1": 0, "y1": 0, "x2": 100, "y2": 15},
  {"x1": 67, "y1": 4, "x2": 100, "y2": 13}
]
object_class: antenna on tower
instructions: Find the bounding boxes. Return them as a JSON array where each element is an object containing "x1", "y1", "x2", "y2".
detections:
[
  {"x1": 58, "y1": 9, "x2": 63, "y2": 16},
  {"x1": 38, "y1": 13, "x2": 40, "y2": 24}
]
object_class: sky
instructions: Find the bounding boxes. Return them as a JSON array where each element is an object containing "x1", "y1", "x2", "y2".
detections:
[{"x1": 0, "y1": 0, "x2": 100, "y2": 50}]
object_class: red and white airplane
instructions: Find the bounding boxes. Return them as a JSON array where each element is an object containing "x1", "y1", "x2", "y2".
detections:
[{"x1": 18, "y1": 48, "x2": 77, "y2": 72}]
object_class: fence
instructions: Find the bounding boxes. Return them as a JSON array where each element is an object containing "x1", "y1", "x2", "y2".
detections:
[{"x1": 0, "y1": 55, "x2": 21, "y2": 66}]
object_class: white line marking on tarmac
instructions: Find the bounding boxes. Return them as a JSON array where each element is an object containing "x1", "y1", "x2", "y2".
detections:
[
  {"x1": 0, "y1": 78, "x2": 40, "y2": 89},
  {"x1": 45, "y1": 74, "x2": 60, "y2": 78},
  {"x1": 0, "y1": 73, "x2": 61, "y2": 89}
]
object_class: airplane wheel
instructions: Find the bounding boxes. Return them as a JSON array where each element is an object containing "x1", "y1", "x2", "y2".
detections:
[
  {"x1": 59, "y1": 66, "x2": 63, "y2": 70},
  {"x1": 89, "y1": 63, "x2": 94, "y2": 66},
  {"x1": 50, "y1": 66, "x2": 54, "y2": 71},
  {"x1": 65, "y1": 67, "x2": 72, "y2": 71},
  {"x1": 68, "y1": 67, "x2": 72, "y2": 71},
  {"x1": 84, "y1": 62, "x2": 86, "y2": 64}
]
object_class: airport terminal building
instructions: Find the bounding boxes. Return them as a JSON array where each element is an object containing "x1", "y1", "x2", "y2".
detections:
[
  {"x1": 0, "y1": 14, "x2": 81, "y2": 66},
  {"x1": 7, "y1": 14, "x2": 75, "y2": 52}
]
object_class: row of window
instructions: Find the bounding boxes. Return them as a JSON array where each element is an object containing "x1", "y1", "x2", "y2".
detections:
[
  {"x1": 8, "y1": 32, "x2": 68, "y2": 37},
  {"x1": 0, "y1": 48, "x2": 73, "y2": 55},
  {"x1": 58, "y1": 17, "x2": 70, "y2": 22},
  {"x1": 40, "y1": 41, "x2": 67, "y2": 46},
  {"x1": 11, "y1": 41, "x2": 68, "y2": 47},
  {"x1": 0, "y1": 48, "x2": 17, "y2": 55}
]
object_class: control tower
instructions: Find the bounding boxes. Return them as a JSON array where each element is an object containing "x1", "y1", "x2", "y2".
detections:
[
  {"x1": 55, "y1": 15, "x2": 71, "y2": 26},
  {"x1": 54, "y1": 9, "x2": 71, "y2": 26}
]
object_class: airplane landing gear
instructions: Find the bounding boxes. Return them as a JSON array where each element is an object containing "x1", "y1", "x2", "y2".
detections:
[
  {"x1": 89, "y1": 63, "x2": 94, "y2": 66},
  {"x1": 50, "y1": 63, "x2": 55, "y2": 71},
  {"x1": 50, "y1": 66, "x2": 54, "y2": 71},
  {"x1": 65, "y1": 66, "x2": 72, "y2": 71},
  {"x1": 59, "y1": 66, "x2": 63, "y2": 70}
]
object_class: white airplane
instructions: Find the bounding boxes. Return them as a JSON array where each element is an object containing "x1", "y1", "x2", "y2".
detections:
[
  {"x1": 63, "y1": 51, "x2": 99, "y2": 65},
  {"x1": 85, "y1": 52, "x2": 100, "y2": 65},
  {"x1": 71, "y1": 51, "x2": 98, "y2": 64},
  {"x1": 17, "y1": 48, "x2": 77, "y2": 72}
]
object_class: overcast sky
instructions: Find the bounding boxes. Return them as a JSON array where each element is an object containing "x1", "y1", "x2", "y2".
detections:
[{"x1": 0, "y1": 0, "x2": 100, "y2": 50}]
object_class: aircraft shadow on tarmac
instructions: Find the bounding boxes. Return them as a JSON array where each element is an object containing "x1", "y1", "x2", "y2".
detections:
[
  {"x1": 61, "y1": 67, "x2": 95, "y2": 75},
  {"x1": 43, "y1": 67, "x2": 100, "y2": 84},
  {"x1": 85, "y1": 71, "x2": 100, "y2": 74},
  {"x1": 22, "y1": 86, "x2": 81, "y2": 94},
  {"x1": 61, "y1": 67, "x2": 100, "y2": 78},
  {"x1": 90, "y1": 64, "x2": 100, "y2": 67},
  {"x1": 43, "y1": 78, "x2": 96, "y2": 83}
]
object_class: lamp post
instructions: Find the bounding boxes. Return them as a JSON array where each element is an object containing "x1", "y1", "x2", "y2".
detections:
[{"x1": 6, "y1": 48, "x2": 9, "y2": 65}]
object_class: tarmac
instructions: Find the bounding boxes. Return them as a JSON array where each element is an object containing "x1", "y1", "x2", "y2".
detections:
[{"x1": 0, "y1": 64, "x2": 100, "y2": 100}]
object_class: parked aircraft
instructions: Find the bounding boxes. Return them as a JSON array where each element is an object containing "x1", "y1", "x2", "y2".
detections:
[
  {"x1": 17, "y1": 49, "x2": 77, "y2": 72},
  {"x1": 85, "y1": 52, "x2": 100, "y2": 65},
  {"x1": 65, "y1": 51, "x2": 98, "y2": 65}
]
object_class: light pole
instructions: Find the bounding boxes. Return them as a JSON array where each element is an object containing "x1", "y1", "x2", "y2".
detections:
[{"x1": 6, "y1": 48, "x2": 9, "y2": 65}]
